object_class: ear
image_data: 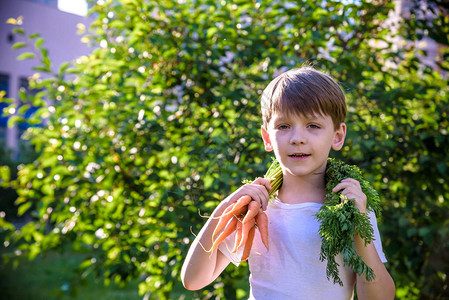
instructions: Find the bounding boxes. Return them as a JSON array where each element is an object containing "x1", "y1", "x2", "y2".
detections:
[
  {"x1": 261, "y1": 126, "x2": 273, "y2": 151},
  {"x1": 331, "y1": 122, "x2": 346, "y2": 151}
]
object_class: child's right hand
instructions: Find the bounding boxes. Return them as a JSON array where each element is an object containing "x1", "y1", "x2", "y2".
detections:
[
  {"x1": 181, "y1": 178, "x2": 270, "y2": 291},
  {"x1": 224, "y1": 177, "x2": 272, "y2": 211}
]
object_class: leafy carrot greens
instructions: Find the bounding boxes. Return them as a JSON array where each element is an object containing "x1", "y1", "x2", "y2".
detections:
[{"x1": 261, "y1": 157, "x2": 381, "y2": 286}]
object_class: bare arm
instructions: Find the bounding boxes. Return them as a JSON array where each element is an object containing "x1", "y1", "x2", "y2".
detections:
[
  {"x1": 181, "y1": 200, "x2": 233, "y2": 290},
  {"x1": 181, "y1": 178, "x2": 271, "y2": 290},
  {"x1": 354, "y1": 235, "x2": 396, "y2": 300}
]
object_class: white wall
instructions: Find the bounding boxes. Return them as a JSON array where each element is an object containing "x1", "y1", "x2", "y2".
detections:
[{"x1": 0, "y1": 0, "x2": 93, "y2": 158}]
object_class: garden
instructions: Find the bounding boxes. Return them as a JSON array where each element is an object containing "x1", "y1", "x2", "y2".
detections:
[{"x1": 1, "y1": 0, "x2": 448, "y2": 299}]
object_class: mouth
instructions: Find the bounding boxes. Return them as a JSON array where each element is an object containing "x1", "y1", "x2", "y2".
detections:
[{"x1": 288, "y1": 153, "x2": 311, "y2": 158}]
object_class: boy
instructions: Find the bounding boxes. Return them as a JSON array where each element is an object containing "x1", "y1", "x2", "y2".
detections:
[{"x1": 181, "y1": 67, "x2": 395, "y2": 299}]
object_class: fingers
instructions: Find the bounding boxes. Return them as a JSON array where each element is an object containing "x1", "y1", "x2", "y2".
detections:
[
  {"x1": 332, "y1": 178, "x2": 367, "y2": 213},
  {"x1": 244, "y1": 181, "x2": 270, "y2": 211},
  {"x1": 332, "y1": 178, "x2": 361, "y2": 194},
  {"x1": 252, "y1": 177, "x2": 272, "y2": 192},
  {"x1": 251, "y1": 178, "x2": 271, "y2": 210},
  {"x1": 229, "y1": 177, "x2": 270, "y2": 211}
]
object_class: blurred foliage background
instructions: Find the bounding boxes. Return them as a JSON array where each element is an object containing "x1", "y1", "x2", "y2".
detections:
[{"x1": 0, "y1": 0, "x2": 448, "y2": 299}]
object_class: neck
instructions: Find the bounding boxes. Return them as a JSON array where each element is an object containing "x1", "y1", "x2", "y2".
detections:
[{"x1": 277, "y1": 171, "x2": 326, "y2": 204}]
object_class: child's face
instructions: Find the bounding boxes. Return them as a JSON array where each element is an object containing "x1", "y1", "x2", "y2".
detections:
[{"x1": 261, "y1": 111, "x2": 346, "y2": 179}]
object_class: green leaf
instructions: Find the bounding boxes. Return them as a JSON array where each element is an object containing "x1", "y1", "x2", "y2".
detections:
[
  {"x1": 203, "y1": 174, "x2": 214, "y2": 189},
  {"x1": 28, "y1": 243, "x2": 41, "y2": 260},
  {"x1": 58, "y1": 62, "x2": 71, "y2": 75},
  {"x1": 18, "y1": 202, "x2": 32, "y2": 216},
  {"x1": 41, "y1": 184, "x2": 54, "y2": 196},
  {"x1": 12, "y1": 28, "x2": 25, "y2": 35},
  {"x1": 207, "y1": 27, "x2": 218, "y2": 38},
  {"x1": 0, "y1": 166, "x2": 11, "y2": 183},
  {"x1": 17, "y1": 52, "x2": 36, "y2": 61},
  {"x1": 79, "y1": 258, "x2": 94, "y2": 269},
  {"x1": 7, "y1": 115, "x2": 23, "y2": 127},
  {"x1": 12, "y1": 42, "x2": 27, "y2": 49},
  {"x1": 29, "y1": 33, "x2": 41, "y2": 39},
  {"x1": 35, "y1": 37, "x2": 44, "y2": 48},
  {"x1": 33, "y1": 66, "x2": 51, "y2": 72}
]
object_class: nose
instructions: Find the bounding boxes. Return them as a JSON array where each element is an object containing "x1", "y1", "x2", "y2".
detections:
[{"x1": 289, "y1": 127, "x2": 306, "y2": 145}]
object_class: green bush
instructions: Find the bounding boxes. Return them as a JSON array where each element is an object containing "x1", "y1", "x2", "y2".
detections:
[{"x1": 1, "y1": 0, "x2": 448, "y2": 298}]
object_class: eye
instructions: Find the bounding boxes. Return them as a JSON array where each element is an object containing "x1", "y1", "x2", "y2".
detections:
[
  {"x1": 308, "y1": 124, "x2": 320, "y2": 129},
  {"x1": 276, "y1": 124, "x2": 290, "y2": 130}
]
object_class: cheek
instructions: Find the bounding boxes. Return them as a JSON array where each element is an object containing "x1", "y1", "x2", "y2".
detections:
[
  {"x1": 272, "y1": 131, "x2": 286, "y2": 142},
  {"x1": 271, "y1": 137, "x2": 284, "y2": 151},
  {"x1": 319, "y1": 132, "x2": 336, "y2": 145}
]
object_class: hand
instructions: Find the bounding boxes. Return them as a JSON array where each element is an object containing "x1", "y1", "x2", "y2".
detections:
[
  {"x1": 332, "y1": 178, "x2": 367, "y2": 214},
  {"x1": 225, "y1": 177, "x2": 271, "y2": 211}
]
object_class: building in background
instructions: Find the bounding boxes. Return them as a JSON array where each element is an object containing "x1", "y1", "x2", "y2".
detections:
[{"x1": 0, "y1": 0, "x2": 92, "y2": 160}]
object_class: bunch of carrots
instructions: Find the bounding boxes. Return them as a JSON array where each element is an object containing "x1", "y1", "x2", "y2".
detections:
[{"x1": 207, "y1": 159, "x2": 282, "y2": 261}]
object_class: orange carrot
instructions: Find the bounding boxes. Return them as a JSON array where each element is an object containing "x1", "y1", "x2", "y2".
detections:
[
  {"x1": 231, "y1": 220, "x2": 243, "y2": 253},
  {"x1": 212, "y1": 203, "x2": 237, "y2": 239},
  {"x1": 228, "y1": 195, "x2": 252, "y2": 215},
  {"x1": 211, "y1": 195, "x2": 251, "y2": 239},
  {"x1": 255, "y1": 211, "x2": 269, "y2": 250},
  {"x1": 242, "y1": 200, "x2": 260, "y2": 224},
  {"x1": 232, "y1": 205, "x2": 249, "y2": 218},
  {"x1": 241, "y1": 226, "x2": 256, "y2": 261},
  {"x1": 209, "y1": 217, "x2": 238, "y2": 252},
  {"x1": 223, "y1": 202, "x2": 236, "y2": 214},
  {"x1": 215, "y1": 205, "x2": 247, "y2": 240},
  {"x1": 204, "y1": 195, "x2": 269, "y2": 258},
  {"x1": 236, "y1": 218, "x2": 256, "y2": 250},
  {"x1": 218, "y1": 195, "x2": 251, "y2": 218}
]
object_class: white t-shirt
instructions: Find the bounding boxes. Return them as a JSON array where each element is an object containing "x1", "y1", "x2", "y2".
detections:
[{"x1": 218, "y1": 200, "x2": 387, "y2": 300}]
